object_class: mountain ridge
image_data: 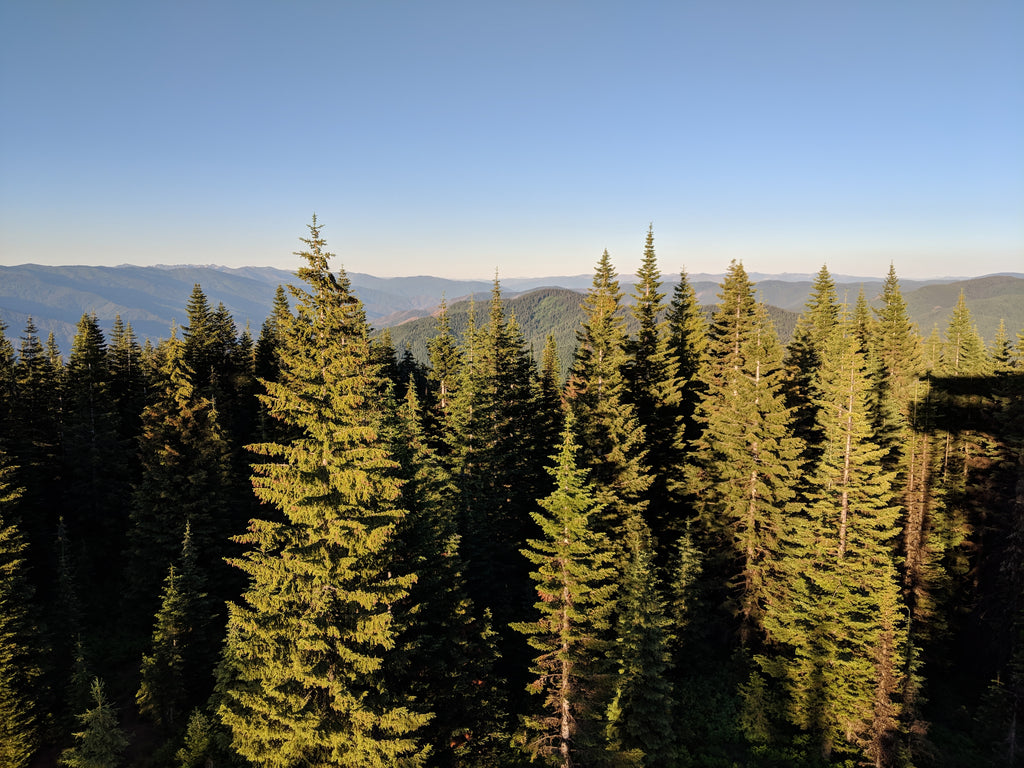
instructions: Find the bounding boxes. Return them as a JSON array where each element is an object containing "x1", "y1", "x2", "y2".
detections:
[{"x1": 2, "y1": 264, "x2": 1021, "y2": 358}]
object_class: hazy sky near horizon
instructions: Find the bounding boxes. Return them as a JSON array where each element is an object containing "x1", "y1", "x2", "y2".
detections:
[{"x1": 1, "y1": 1, "x2": 1021, "y2": 280}]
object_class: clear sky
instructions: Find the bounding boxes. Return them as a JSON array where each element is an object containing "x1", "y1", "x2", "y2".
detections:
[{"x1": 1, "y1": 1, "x2": 1021, "y2": 280}]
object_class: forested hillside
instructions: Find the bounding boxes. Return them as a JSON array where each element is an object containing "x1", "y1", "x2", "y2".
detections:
[{"x1": 1, "y1": 221, "x2": 1022, "y2": 767}]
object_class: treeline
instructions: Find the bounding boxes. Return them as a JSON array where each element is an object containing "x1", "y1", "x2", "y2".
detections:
[{"x1": 0, "y1": 219, "x2": 1022, "y2": 767}]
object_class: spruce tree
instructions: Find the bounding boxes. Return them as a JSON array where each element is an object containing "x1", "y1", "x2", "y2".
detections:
[
  {"x1": 537, "y1": 333, "x2": 565, "y2": 451},
  {"x1": 426, "y1": 297, "x2": 462, "y2": 422},
  {"x1": 0, "y1": 456, "x2": 41, "y2": 768},
  {"x1": 764, "y1": 323, "x2": 907, "y2": 764},
  {"x1": 11, "y1": 318, "x2": 63, "y2": 562},
  {"x1": 784, "y1": 264, "x2": 840, "y2": 455},
  {"x1": 126, "y1": 337, "x2": 235, "y2": 627},
  {"x1": 664, "y1": 267, "x2": 708, "y2": 449},
  {"x1": 565, "y1": 250, "x2": 651, "y2": 556},
  {"x1": 217, "y1": 217, "x2": 429, "y2": 766},
  {"x1": 442, "y1": 279, "x2": 545, "y2": 684},
  {"x1": 606, "y1": 517, "x2": 679, "y2": 767},
  {"x1": 390, "y1": 383, "x2": 509, "y2": 766},
  {"x1": 991, "y1": 319, "x2": 1014, "y2": 373},
  {"x1": 686, "y1": 262, "x2": 802, "y2": 642},
  {"x1": 108, "y1": 315, "x2": 146, "y2": 432},
  {"x1": 254, "y1": 285, "x2": 291, "y2": 384},
  {"x1": 63, "y1": 313, "x2": 125, "y2": 612},
  {"x1": 60, "y1": 678, "x2": 128, "y2": 768},
  {"x1": 137, "y1": 524, "x2": 211, "y2": 731},
  {"x1": 511, "y1": 414, "x2": 619, "y2": 767},
  {"x1": 623, "y1": 226, "x2": 682, "y2": 557}
]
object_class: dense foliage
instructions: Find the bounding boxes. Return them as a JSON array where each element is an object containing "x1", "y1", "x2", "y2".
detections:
[{"x1": 0, "y1": 221, "x2": 1021, "y2": 767}]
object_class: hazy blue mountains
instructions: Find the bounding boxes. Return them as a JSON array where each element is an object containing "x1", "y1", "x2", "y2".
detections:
[{"x1": 1, "y1": 264, "x2": 1021, "y2": 360}]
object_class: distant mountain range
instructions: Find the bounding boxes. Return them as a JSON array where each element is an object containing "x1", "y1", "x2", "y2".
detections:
[{"x1": 1, "y1": 264, "x2": 1022, "y2": 360}]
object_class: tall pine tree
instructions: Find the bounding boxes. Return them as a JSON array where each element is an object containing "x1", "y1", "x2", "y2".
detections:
[
  {"x1": 764, "y1": 323, "x2": 907, "y2": 765},
  {"x1": 686, "y1": 262, "x2": 803, "y2": 642},
  {"x1": 217, "y1": 217, "x2": 429, "y2": 766},
  {"x1": 512, "y1": 413, "x2": 620, "y2": 767}
]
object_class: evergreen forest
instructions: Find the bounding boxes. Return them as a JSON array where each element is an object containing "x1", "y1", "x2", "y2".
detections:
[{"x1": 1, "y1": 219, "x2": 1023, "y2": 768}]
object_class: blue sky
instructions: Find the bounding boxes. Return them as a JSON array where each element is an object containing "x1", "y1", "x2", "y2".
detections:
[{"x1": 1, "y1": 1, "x2": 1021, "y2": 279}]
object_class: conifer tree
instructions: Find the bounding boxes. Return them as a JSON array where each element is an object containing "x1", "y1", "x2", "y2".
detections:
[
  {"x1": 0, "y1": 320, "x2": 15, "y2": 430},
  {"x1": 565, "y1": 250, "x2": 651, "y2": 556},
  {"x1": 512, "y1": 414, "x2": 619, "y2": 767},
  {"x1": 60, "y1": 678, "x2": 128, "y2": 768},
  {"x1": 851, "y1": 286, "x2": 874, "y2": 355},
  {"x1": 126, "y1": 338, "x2": 235, "y2": 624},
  {"x1": 665, "y1": 267, "x2": 708, "y2": 443},
  {"x1": 606, "y1": 517, "x2": 679, "y2": 767},
  {"x1": 0, "y1": 456, "x2": 41, "y2": 768},
  {"x1": 109, "y1": 315, "x2": 146, "y2": 430},
  {"x1": 922, "y1": 325, "x2": 943, "y2": 373},
  {"x1": 940, "y1": 291, "x2": 990, "y2": 378},
  {"x1": 991, "y1": 319, "x2": 1014, "y2": 373},
  {"x1": 925, "y1": 293, "x2": 994, "y2": 658},
  {"x1": 443, "y1": 280, "x2": 545, "y2": 669},
  {"x1": 181, "y1": 284, "x2": 217, "y2": 391},
  {"x1": 427, "y1": 297, "x2": 462, "y2": 422},
  {"x1": 763, "y1": 323, "x2": 907, "y2": 764},
  {"x1": 686, "y1": 262, "x2": 802, "y2": 642},
  {"x1": 871, "y1": 265, "x2": 923, "y2": 454},
  {"x1": 784, "y1": 265, "x2": 840, "y2": 454},
  {"x1": 63, "y1": 313, "x2": 126, "y2": 607},
  {"x1": 254, "y1": 285, "x2": 291, "y2": 384},
  {"x1": 623, "y1": 226, "x2": 682, "y2": 556},
  {"x1": 11, "y1": 318, "x2": 63, "y2": 558},
  {"x1": 137, "y1": 524, "x2": 211, "y2": 731},
  {"x1": 218, "y1": 217, "x2": 429, "y2": 766},
  {"x1": 537, "y1": 333, "x2": 565, "y2": 451},
  {"x1": 391, "y1": 383, "x2": 509, "y2": 766}
]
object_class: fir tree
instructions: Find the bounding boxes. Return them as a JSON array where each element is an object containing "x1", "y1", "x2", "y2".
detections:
[
  {"x1": 871, "y1": 264, "x2": 923, "y2": 454},
  {"x1": 0, "y1": 456, "x2": 41, "y2": 768},
  {"x1": 991, "y1": 319, "x2": 1014, "y2": 373},
  {"x1": 606, "y1": 517, "x2": 679, "y2": 767},
  {"x1": 254, "y1": 285, "x2": 291, "y2": 384},
  {"x1": 181, "y1": 284, "x2": 217, "y2": 392},
  {"x1": 391, "y1": 383, "x2": 509, "y2": 766},
  {"x1": 63, "y1": 313, "x2": 126, "y2": 611},
  {"x1": 426, "y1": 297, "x2": 462, "y2": 421},
  {"x1": 512, "y1": 414, "x2": 620, "y2": 767},
  {"x1": 665, "y1": 266, "x2": 708, "y2": 444},
  {"x1": 11, "y1": 318, "x2": 63, "y2": 560},
  {"x1": 538, "y1": 333, "x2": 565, "y2": 451},
  {"x1": 851, "y1": 286, "x2": 874, "y2": 355},
  {"x1": 218, "y1": 217, "x2": 429, "y2": 766},
  {"x1": 443, "y1": 279, "x2": 545, "y2": 683},
  {"x1": 784, "y1": 264, "x2": 840, "y2": 455},
  {"x1": 0, "y1": 320, "x2": 16, "y2": 432},
  {"x1": 108, "y1": 314, "x2": 146, "y2": 436},
  {"x1": 623, "y1": 226, "x2": 682, "y2": 557},
  {"x1": 126, "y1": 337, "x2": 235, "y2": 626},
  {"x1": 940, "y1": 291, "x2": 990, "y2": 378},
  {"x1": 686, "y1": 262, "x2": 802, "y2": 642},
  {"x1": 60, "y1": 678, "x2": 128, "y2": 768},
  {"x1": 922, "y1": 324, "x2": 943, "y2": 373},
  {"x1": 763, "y1": 324, "x2": 907, "y2": 764},
  {"x1": 137, "y1": 523, "x2": 211, "y2": 731},
  {"x1": 565, "y1": 250, "x2": 651, "y2": 558}
]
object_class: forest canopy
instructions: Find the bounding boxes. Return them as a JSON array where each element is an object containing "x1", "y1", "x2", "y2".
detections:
[{"x1": 0, "y1": 219, "x2": 1022, "y2": 768}]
